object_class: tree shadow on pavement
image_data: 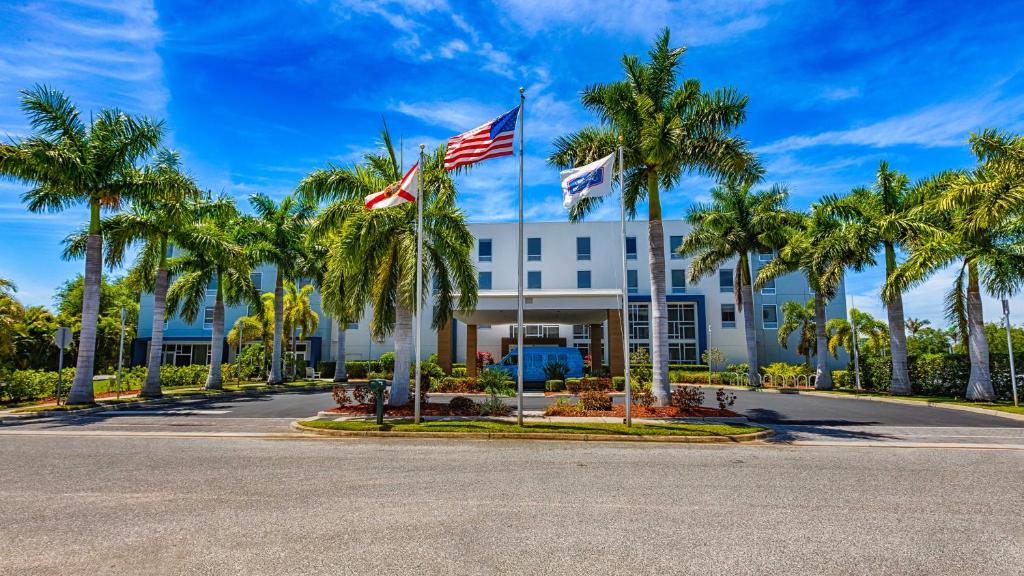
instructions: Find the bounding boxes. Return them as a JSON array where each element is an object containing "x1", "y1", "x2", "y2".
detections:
[{"x1": 746, "y1": 409, "x2": 898, "y2": 443}]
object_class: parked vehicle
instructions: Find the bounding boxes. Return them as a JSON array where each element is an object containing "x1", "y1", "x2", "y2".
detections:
[{"x1": 493, "y1": 346, "x2": 584, "y2": 382}]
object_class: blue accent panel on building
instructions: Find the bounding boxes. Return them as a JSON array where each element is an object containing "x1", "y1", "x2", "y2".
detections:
[
  {"x1": 130, "y1": 338, "x2": 148, "y2": 367},
  {"x1": 626, "y1": 294, "x2": 708, "y2": 361},
  {"x1": 308, "y1": 336, "x2": 322, "y2": 368},
  {"x1": 451, "y1": 318, "x2": 459, "y2": 363}
]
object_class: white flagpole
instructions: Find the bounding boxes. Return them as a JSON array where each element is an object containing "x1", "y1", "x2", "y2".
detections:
[
  {"x1": 618, "y1": 141, "x2": 632, "y2": 426},
  {"x1": 516, "y1": 87, "x2": 526, "y2": 426},
  {"x1": 414, "y1": 144, "x2": 425, "y2": 423}
]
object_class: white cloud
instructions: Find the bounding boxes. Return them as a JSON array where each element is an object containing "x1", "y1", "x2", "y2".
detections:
[
  {"x1": 497, "y1": 0, "x2": 784, "y2": 45},
  {"x1": 755, "y1": 93, "x2": 1024, "y2": 154},
  {"x1": 438, "y1": 39, "x2": 469, "y2": 59},
  {"x1": 821, "y1": 86, "x2": 861, "y2": 101}
]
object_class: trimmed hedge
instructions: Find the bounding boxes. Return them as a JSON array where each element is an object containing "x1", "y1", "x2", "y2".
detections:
[{"x1": 545, "y1": 379, "x2": 565, "y2": 392}]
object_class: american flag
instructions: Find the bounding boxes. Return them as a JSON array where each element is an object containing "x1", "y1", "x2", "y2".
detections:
[{"x1": 444, "y1": 105, "x2": 520, "y2": 171}]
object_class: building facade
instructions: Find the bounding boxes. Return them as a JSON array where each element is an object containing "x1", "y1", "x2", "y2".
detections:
[{"x1": 132, "y1": 219, "x2": 848, "y2": 373}]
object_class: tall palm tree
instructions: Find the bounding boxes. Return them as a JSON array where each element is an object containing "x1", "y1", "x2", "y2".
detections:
[
  {"x1": 242, "y1": 194, "x2": 314, "y2": 384},
  {"x1": 548, "y1": 29, "x2": 761, "y2": 404},
  {"x1": 166, "y1": 199, "x2": 258, "y2": 389},
  {"x1": 888, "y1": 131, "x2": 1024, "y2": 401},
  {"x1": 227, "y1": 292, "x2": 274, "y2": 371},
  {"x1": 904, "y1": 317, "x2": 931, "y2": 336},
  {"x1": 283, "y1": 281, "x2": 319, "y2": 379},
  {"x1": 64, "y1": 149, "x2": 200, "y2": 397},
  {"x1": 679, "y1": 181, "x2": 795, "y2": 388},
  {"x1": 756, "y1": 206, "x2": 874, "y2": 389},
  {"x1": 314, "y1": 127, "x2": 477, "y2": 405},
  {"x1": 821, "y1": 162, "x2": 936, "y2": 395},
  {"x1": 0, "y1": 86, "x2": 163, "y2": 404}
]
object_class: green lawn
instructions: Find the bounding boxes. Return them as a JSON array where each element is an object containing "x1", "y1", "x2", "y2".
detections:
[{"x1": 299, "y1": 418, "x2": 764, "y2": 437}]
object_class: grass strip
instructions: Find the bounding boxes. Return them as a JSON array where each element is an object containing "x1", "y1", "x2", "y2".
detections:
[{"x1": 300, "y1": 418, "x2": 764, "y2": 437}]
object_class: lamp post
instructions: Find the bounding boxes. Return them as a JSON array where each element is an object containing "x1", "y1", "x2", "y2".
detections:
[{"x1": 1003, "y1": 299, "x2": 1019, "y2": 407}]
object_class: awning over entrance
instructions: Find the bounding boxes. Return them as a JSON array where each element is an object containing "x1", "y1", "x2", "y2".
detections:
[{"x1": 452, "y1": 289, "x2": 622, "y2": 325}]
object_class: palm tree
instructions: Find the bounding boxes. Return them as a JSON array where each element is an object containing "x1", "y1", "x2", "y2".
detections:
[
  {"x1": 548, "y1": 29, "x2": 761, "y2": 404},
  {"x1": 756, "y1": 206, "x2": 874, "y2": 389},
  {"x1": 166, "y1": 199, "x2": 258, "y2": 389},
  {"x1": 284, "y1": 281, "x2": 319, "y2": 379},
  {"x1": 313, "y1": 127, "x2": 477, "y2": 405},
  {"x1": 777, "y1": 299, "x2": 816, "y2": 366},
  {"x1": 821, "y1": 162, "x2": 936, "y2": 395},
  {"x1": 0, "y1": 278, "x2": 21, "y2": 363},
  {"x1": 227, "y1": 292, "x2": 274, "y2": 373},
  {"x1": 242, "y1": 194, "x2": 314, "y2": 384},
  {"x1": 904, "y1": 317, "x2": 931, "y2": 337},
  {"x1": 65, "y1": 149, "x2": 200, "y2": 398},
  {"x1": 0, "y1": 86, "x2": 163, "y2": 404},
  {"x1": 888, "y1": 130, "x2": 1024, "y2": 401},
  {"x1": 826, "y1": 309, "x2": 889, "y2": 358},
  {"x1": 678, "y1": 181, "x2": 795, "y2": 387}
]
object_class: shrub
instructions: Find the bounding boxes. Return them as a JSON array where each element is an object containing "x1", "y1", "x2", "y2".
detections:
[
  {"x1": 725, "y1": 363, "x2": 749, "y2": 375},
  {"x1": 544, "y1": 397, "x2": 586, "y2": 416},
  {"x1": 671, "y1": 386, "x2": 705, "y2": 411},
  {"x1": 630, "y1": 381, "x2": 656, "y2": 408},
  {"x1": 612, "y1": 376, "x2": 625, "y2": 391},
  {"x1": 542, "y1": 359, "x2": 569, "y2": 381},
  {"x1": 715, "y1": 388, "x2": 737, "y2": 411},
  {"x1": 669, "y1": 369, "x2": 721, "y2": 384},
  {"x1": 346, "y1": 361, "x2": 368, "y2": 379},
  {"x1": 448, "y1": 396, "x2": 479, "y2": 415},
  {"x1": 350, "y1": 384, "x2": 372, "y2": 405},
  {"x1": 377, "y1": 351, "x2": 395, "y2": 372},
  {"x1": 702, "y1": 347, "x2": 726, "y2": 371},
  {"x1": 452, "y1": 367, "x2": 467, "y2": 377},
  {"x1": 832, "y1": 369, "x2": 853, "y2": 389},
  {"x1": 318, "y1": 361, "x2": 337, "y2": 378},
  {"x1": 159, "y1": 365, "x2": 207, "y2": 388},
  {"x1": 761, "y1": 362, "x2": 813, "y2": 386},
  {"x1": 580, "y1": 377, "x2": 613, "y2": 391},
  {"x1": 544, "y1": 379, "x2": 565, "y2": 392},
  {"x1": 0, "y1": 368, "x2": 75, "y2": 402},
  {"x1": 565, "y1": 377, "x2": 583, "y2": 394},
  {"x1": 579, "y1": 390, "x2": 612, "y2": 411},
  {"x1": 332, "y1": 385, "x2": 351, "y2": 407},
  {"x1": 429, "y1": 376, "x2": 482, "y2": 394},
  {"x1": 630, "y1": 348, "x2": 652, "y2": 388},
  {"x1": 479, "y1": 394, "x2": 512, "y2": 416},
  {"x1": 479, "y1": 368, "x2": 514, "y2": 397}
]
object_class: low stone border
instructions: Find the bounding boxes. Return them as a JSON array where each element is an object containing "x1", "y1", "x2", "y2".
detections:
[
  {"x1": 291, "y1": 420, "x2": 771, "y2": 443},
  {"x1": 315, "y1": 410, "x2": 750, "y2": 424},
  {"x1": 1, "y1": 382, "x2": 337, "y2": 421}
]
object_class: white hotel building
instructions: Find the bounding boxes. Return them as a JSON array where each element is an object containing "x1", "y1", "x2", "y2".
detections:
[{"x1": 134, "y1": 219, "x2": 848, "y2": 377}]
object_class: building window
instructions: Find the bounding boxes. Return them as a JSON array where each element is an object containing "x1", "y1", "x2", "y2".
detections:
[
  {"x1": 207, "y1": 275, "x2": 218, "y2": 293},
  {"x1": 478, "y1": 271, "x2": 492, "y2": 290},
  {"x1": 510, "y1": 325, "x2": 559, "y2": 339},
  {"x1": 346, "y1": 322, "x2": 358, "y2": 329},
  {"x1": 669, "y1": 235, "x2": 683, "y2": 259},
  {"x1": 626, "y1": 236, "x2": 637, "y2": 260},
  {"x1": 203, "y1": 307, "x2": 214, "y2": 329},
  {"x1": 527, "y1": 271, "x2": 542, "y2": 289},
  {"x1": 669, "y1": 342, "x2": 698, "y2": 364},
  {"x1": 719, "y1": 269, "x2": 734, "y2": 293},
  {"x1": 627, "y1": 270, "x2": 638, "y2": 294},
  {"x1": 527, "y1": 237, "x2": 541, "y2": 261},
  {"x1": 577, "y1": 270, "x2": 591, "y2": 289},
  {"x1": 161, "y1": 343, "x2": 211, "y2": 367},
  {"x1": 573, "y1": 324, "x2": 590, "y2": 339},
  {"x1": 763, "y1": 304, "x2": 779, "y2": 329},
  {"x1": 761, "y1": 277, "x2": 776, "y2": 295},
  {"x1": 721, "y1": 304, "x2": 736, "y2": 328},
  {"x1": 628, "y1": 303, "x2": 650, "y2": 341},
  {"x1": 576, "y1": 237, "x2": 591, "y2": 261},
  {"x1": 250, "y1": 272, "x2": 262, "y2": 290},
  {"x1": 478, "y1": 239, "x2": 492, "y2": 262},
  {"x1": 668, "y1": 303, "x2": 697, "y2": 340},
  {"x1": 671, "y1": 269, "x2": 686, "y2": 294},
  {"x1": 573, "y1": 342, "x2": 590, "y2": 358},
  {"x1": 759, "y1": 248, "x2": 775, "y2": 262}
]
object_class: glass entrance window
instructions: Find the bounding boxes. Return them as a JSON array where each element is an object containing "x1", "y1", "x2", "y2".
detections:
[
  {"x1": 628, "y1": 303, "x2": 649, "y2": 341},
  {"x1": 668, "y1": 303, "x2": 697, "y2": 340}
]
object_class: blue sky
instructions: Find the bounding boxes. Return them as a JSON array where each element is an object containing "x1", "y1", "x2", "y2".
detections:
[{"x1": 2, "y1": 0, "x2": 1024, "y2": 325}]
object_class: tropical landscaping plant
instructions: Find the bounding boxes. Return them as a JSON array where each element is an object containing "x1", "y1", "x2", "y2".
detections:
[
  {"x1": 307, "y1": 127, "x2": 477, "y2": 405},
  {"x1": 0, "y1": 85, "x2": 163, "y2": 404},
  {"x1": 549, "y1": 28, "x2": 761, "y2": 404},
  {"x1": 680, "y1": 180, "x2": 795, "y2": 387}
]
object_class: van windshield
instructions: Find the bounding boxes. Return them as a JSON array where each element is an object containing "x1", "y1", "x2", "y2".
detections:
[{"x1": 501, "y1": 354, "x2": 516, "y2": 365}]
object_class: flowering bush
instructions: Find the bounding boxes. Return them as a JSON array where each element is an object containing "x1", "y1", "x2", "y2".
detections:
[
  {"x1": 715, "y1": 388, "x2": 737, "y2": 411},
  {"x1": 670, "y1": 386, "x2": 704, "y2": 411}
]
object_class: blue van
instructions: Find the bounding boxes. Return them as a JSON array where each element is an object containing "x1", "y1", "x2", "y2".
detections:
[{"x1": 492, "y1": 346, "x2": 585, "y2": 382}]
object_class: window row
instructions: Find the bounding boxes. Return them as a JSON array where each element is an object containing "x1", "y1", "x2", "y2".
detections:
[
  {"x1": 478, "y1": 236, "x2": 768, "y2": 264},
  {"x1": 478, "y1": 269, "x2": 776, "y2": 296}
]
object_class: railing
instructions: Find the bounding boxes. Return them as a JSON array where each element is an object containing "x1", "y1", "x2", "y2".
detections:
[{"x1": 760, "y1": 373, "x2": 817, "y2": 389}]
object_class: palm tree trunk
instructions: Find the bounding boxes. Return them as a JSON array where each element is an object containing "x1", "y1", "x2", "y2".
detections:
[
  {"x1": 268, "y1": 270, "x2": 284, "y2": 384},
  {"x1": 334, "y1": 321, "x2": 348, "y2": 382},
  {"x1": 206, "y1": 283, "x2": 225, "y2": 390},
  {"x1": 141, "y1": 266, "x2": 168, "y2": 398},
  {"x1": 966, "y1": 262, "x2": 994, "y2": 400},
  {"x1": 739, "y1": 257, "x2": 759, "y2": 387},
  {"x1": 813, "y1": 292, "x2": 832, "y2": 390},
  {"x1": 67, "y1": 206, "x2": 102, "y2": 405},
  {"x1": 390, "y1": 303, "x2": 413, "y2": 406},
  {"x1": 884, "y1": 243, "x2": 912, "y2": 395},
  {"x1": 290, "y1": 328, "x2": 297, "y2": 380},
  {"x1": 646, "y1": 172, "x2": 670, "y2": 405}
]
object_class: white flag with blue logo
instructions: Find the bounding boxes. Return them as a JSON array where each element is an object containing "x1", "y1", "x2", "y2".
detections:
[{"x1": 561, "y1": 152, "x2": 615, "y2": 210}]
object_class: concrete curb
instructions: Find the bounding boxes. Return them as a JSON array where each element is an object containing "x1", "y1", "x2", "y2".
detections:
[
  {"x1": 290, "y1": 421, "x2": 772, "y2": 444},
  {"x1": 1, "y1": 383, "x2": 336, "y2": 421},
  {"x1": 314, "y1": 410, "x2": 750, "y2": 424}
]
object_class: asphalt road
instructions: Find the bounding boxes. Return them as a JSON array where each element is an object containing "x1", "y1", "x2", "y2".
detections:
[{"x1": 0, "y1": 435, "x2": 1021, "y2": 576}]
